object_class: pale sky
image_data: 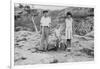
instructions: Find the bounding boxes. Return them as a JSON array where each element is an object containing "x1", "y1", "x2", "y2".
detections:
[
  {"x1": 33, "y1": 5, "x2": 67, "y2": 10},
  {"x1": 15, "y1": 3, "x2": 67, "y2": 10}
]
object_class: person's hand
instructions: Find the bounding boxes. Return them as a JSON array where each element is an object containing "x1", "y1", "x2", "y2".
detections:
[{"x1": 39, "y1": 26, "x2": 42, "y2": 34}]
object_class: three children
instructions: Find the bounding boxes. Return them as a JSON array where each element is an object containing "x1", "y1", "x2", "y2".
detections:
[{"x1": 40, "y1": 11, "x2": 73, "y2": 51}]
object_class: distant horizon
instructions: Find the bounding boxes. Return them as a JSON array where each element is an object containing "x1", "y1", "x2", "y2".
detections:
[
  {"x1": 33, "y1": 5, "x2": 67, "y2": 10},
  {"x1": 14, "y1": 3, "x2": 67, "y2": 11}
]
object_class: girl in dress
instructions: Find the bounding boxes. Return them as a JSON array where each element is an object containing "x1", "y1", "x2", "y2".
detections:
[{"x1": 65, "y1": 12, "x2": 73, "y2": 48}]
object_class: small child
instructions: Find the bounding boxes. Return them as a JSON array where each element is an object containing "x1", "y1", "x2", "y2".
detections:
[{"x1": 54, "y1": 24, "x2": 66, "y2": 50}]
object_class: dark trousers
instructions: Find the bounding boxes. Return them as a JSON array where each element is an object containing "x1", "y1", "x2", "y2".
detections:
[{"x1": 40, "y1": 26, "x2": 49, "y2": 51}]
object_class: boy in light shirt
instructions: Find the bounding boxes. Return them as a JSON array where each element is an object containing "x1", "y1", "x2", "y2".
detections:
[{"x1": 40, "y1": 10, "x2": 51, "y2": 51}]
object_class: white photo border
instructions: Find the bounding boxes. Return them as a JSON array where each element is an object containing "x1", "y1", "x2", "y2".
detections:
[{"x1": 10, "y1": 0, "x2": 95, "y2": 69}]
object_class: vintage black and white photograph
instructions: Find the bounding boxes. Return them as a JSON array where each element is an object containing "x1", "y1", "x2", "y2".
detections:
[{"x1": 14, "y1": 3, "x2": 94, "y2": 65}]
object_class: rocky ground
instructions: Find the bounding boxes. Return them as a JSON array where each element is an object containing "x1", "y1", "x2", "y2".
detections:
[{"x1": 14, "y1": 31, "x2": 94, "y2": 65}]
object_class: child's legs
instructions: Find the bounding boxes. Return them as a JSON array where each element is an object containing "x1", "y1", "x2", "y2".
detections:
[
  {"x1": 40, "y1": 27, "x2": 45, "y2": 50},
  {"x1": 66, "y1": 29, "x2": 72, "y2": 45},
  {"x1": 44, "y1": 27, "x2": 49, "y2": 50},
  {"x1": 56, "y1": 38, "x2": 59, "y2": 50},
  {"x1": 67, "y1": 39, "x2": 71, "y2": 47}
]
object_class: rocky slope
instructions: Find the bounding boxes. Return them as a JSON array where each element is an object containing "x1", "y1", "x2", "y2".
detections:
[{"x1": 14, "y1": 31, "x2": 94, "y2": 65}]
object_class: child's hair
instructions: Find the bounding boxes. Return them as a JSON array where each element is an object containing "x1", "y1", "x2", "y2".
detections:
[
  {"x1": 66, "y1": 12, "x2": 72, "y2": 17},
  {"x1": 43, "y1": 10, "x2": 48, "y2": 14}
]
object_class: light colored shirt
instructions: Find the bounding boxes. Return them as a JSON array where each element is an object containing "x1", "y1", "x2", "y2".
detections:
[{"x1": 40, "y1": 16, "x2": 51, "y2": 27}]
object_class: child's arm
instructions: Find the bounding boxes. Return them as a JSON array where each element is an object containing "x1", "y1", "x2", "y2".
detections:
[{"x1": 49, "y1": 17, "x2": 52, "y2": 27}]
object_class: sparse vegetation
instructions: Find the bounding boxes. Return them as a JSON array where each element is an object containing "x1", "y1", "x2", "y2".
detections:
[{"x1": 14, "y1": 4, "x2": 94, "y2": 65}]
